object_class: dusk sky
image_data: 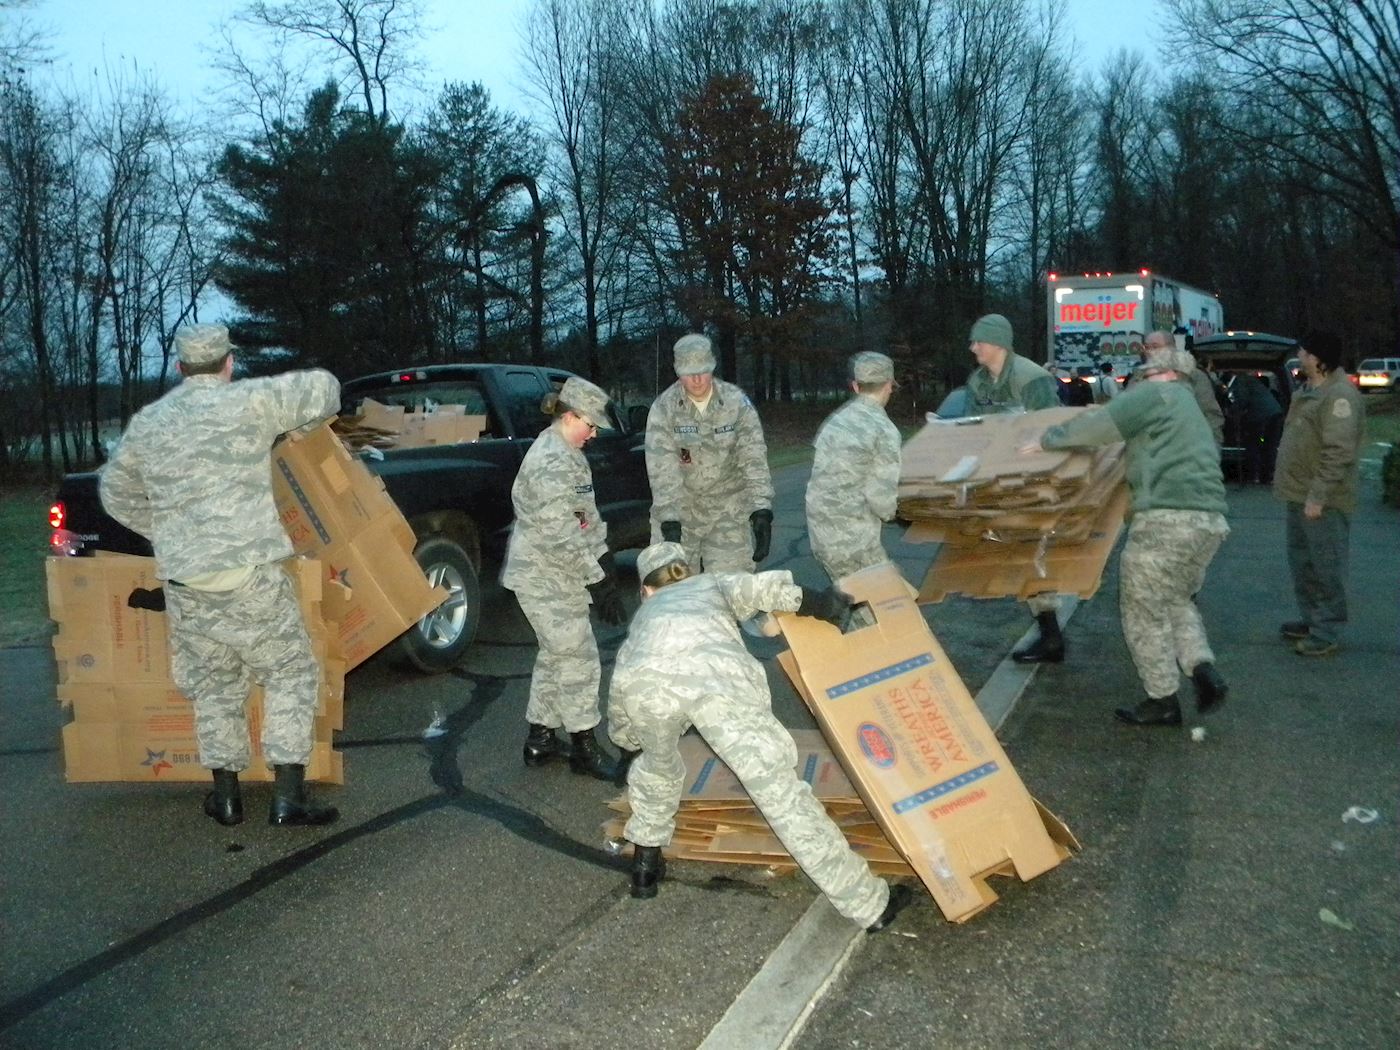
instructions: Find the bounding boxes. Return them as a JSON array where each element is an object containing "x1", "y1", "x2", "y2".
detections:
[{"x1": 30, "y1": 0, "x2": 1168, "y2": 120}]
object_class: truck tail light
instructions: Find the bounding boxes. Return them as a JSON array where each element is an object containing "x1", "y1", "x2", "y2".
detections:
[{"x1": 49, "y1": 501, "x2": 64, "y2": 529}]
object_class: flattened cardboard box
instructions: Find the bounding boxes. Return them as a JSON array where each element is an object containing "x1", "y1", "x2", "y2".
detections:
[
  {"x1": 778, "y1": 562, "x2": 1077, "y2": 923},
  {"x1": 358, "y1": 398, "x2": 488, "y2": 448},
  {"x1": 914, "y1": 484, "x2": 1130, "y2": 603},
  {"x1": 272, "y1": 422, "x2": 447, "y2": 669}
]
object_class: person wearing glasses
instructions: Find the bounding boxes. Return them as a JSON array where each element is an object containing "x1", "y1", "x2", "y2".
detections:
[
  {"x1": 502, "y1": 376, "x2": 627, "y2": 780},
  {"x1": 805, "y1": 352, "x2": 903, "y2": 583},
  {"x1": 1131, "y1": 330, "x2": 1224, "y2": 446},
  {"x1": 644, "y1": 333, "x2": 774, "y2": 574}
]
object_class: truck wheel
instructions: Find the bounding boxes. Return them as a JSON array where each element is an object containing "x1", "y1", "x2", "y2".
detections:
[{"x1": 395, "y1": 536, "x2": 481, "y2": 674}]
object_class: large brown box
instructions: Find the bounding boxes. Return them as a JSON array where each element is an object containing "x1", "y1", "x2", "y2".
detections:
[
  {"x1": 46, "y1": 554, "x2": 344, "y2": 783},
  {"x1": 778, "y1": 562, "x2": 1077, "y2": 923},
  {"x1": 271, "y1": 422, "x2": 446, "y2": 669}
]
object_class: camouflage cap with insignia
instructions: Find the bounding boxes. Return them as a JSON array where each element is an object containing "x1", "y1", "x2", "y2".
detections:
[
  {"x1": 175, "y1": 324, "x2": 235, "y2": 366},
  {"x1": 560, "y1": 375, "x2": 613, "y2": 430},
  {"x1": 851, "y1": 351, "x2": 894, "y2": 384},
  {"x1": 673, "y1": 333, "x2": 717, "y2": 376}
]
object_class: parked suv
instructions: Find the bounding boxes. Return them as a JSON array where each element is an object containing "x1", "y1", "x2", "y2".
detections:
[
  {"x1": 1356, "y1": 357, "x2": 1400, "y2": 392},
  {"x1": 1192, "y1": 331, "x2": 1296, "y2": 482}
]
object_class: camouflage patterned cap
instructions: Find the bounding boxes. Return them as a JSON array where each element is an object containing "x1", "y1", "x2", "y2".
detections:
[
  {"x1": 673, "y1": 333, "x2": 717, "y2": 376},
  {"x1": 1138, "y1": 348, "x2": 1197, "y2": 378},
  {"x1": 637, "y1": 541, "x2": 688, "y2": 582},
  {"x1": 851, "y1": 351, "x2": 894, "y2": 384},
  {"x1": 175, "y1": 324, "x2": 235, "y2": 366},
  {"x1": 560, "y1": 375, "x2": 613, "y2": 430}
]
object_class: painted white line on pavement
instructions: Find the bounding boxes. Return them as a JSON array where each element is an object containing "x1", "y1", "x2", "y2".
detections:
[{"x1": 695, "y1": 597, "x2": 1082, "y2": 1050}]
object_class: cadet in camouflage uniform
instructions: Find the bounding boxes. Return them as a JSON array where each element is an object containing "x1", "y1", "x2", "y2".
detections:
[
  {"x1": 645, "y1": 334, "x2": 774, "y2": 573},
  {"x1": 502, "y1": 376, "x2": 626, "y2": 780},
  {"x1": 608, "y1": 543, "x2": 912, "y2": 931},
  {"x1": 1272, "y1": 331, "x2": 1364, "y2": 656},
  {"x1": 964, "y1": 314, "x2": 1068, "y2": 664},
  {"x1": 1130, "y1": 330, "x2": 1225, "y2": 446},
  {"x1": 805, "y1": 352, "x2": 902, "y2": 582},
  {"x1": 99, "y1": 324, "x2": 340, "y2": 827},
  {"x1": 1029, "y1": 349, "x2": 1231, "y2": 727}
]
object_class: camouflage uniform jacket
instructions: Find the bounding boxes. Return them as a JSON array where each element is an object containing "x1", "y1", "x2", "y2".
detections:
[
  {"x1": 99, "y1": 370, "x2": 340, "y2": 582},
  {"x1": 806, "y1": 395, "x2": 901, "y2": 530},
  {"x1": 645, "y1": 378, "x2": 773, "y2": 524},
  {"x1": 501, "y1": 421, "x2": 609, "y2": 593},
  {"x1": 612, "y1": 571, "x2": 802, "y2": 702},
  {"x1": 1273, "y1": 369, "x2": 1365, "y2": 514},
  {"x1": 966, "y1": 352, "x2": 1059, "y2": 415},
  {"x1": 1040, "y1": 380, "x2": 1226, "y2": 517}
]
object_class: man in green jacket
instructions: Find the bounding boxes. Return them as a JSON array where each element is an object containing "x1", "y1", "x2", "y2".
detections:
[
  {"x1": 965, "y1": 313, "x2": 1067, "y2": 663},
  {"x1": 1023, "y1": 350, "x2": 1230, "y2": 727},
  {"x1": 1272, "y1": 330, "x2": 1365, "y2": 656}
]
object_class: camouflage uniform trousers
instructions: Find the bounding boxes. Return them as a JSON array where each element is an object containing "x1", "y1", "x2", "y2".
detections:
[
  {"x1": 1285, "y1": 502, "x2": 1350, "y2": 644},
  {"x1": 618, "y1": 684, "x2": 889, "y2": 928},
  {"x1": 650, "y1": 514, "x2": 754, "y2": 574},
  {"x1": 164, "y1": 561, "x2": 320, "y2": 770},
  {"x1": 1119, "y1": 509, "x2": 1230, "y2": 698},
  {"x1": 809, "y1": 517, "x2": 887, "y2": 583},
  {"x1": 516, "y1": 585, "x2": 603, "y2": 733}
]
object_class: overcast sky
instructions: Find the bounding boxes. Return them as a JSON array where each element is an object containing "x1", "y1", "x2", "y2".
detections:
[{"x1": 29, "y1": 0, "x2": 1168, "y2": 119}]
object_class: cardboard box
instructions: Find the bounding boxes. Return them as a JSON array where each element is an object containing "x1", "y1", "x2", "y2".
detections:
[
  {"x1": 914, "y1": 484, "x2": 1130, "y2": 603},
  {"x1": 272, "y1": 423, "x2": 446, "y2": 669},
  {"x1": 46, "y1": 554, "x2": 344, "y2": 783},
  {"x1": 60, "y1": 722, "x2": 342, "y2": 783},
  {"x1": 777, "y1": 562, "x2": 1077, "y2": 923},
  {"x1": 48, "y1": 555, "x2": 170, "y2": 684},
  {"x1": 358, "y1": 398, "x2": 488, "y2": 448}
]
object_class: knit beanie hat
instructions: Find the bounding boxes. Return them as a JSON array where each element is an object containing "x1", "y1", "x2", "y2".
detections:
[{"x1": 969, "y1": 314, "x2": 1013, "y2": 351}]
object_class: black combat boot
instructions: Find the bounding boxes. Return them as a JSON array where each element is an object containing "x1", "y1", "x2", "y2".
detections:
[
  {"x1": 1114, "y1": 695, "x2": 1183, "y2": 727},
  {"x1": 1012, "y1": 611, "x2": 1065, "y2": 664},
  {"x1": 631, "y1": 844, "x2": 666, "y2": 899},
  {"x1": 568, "y1": 728, "x2": 616, "y2": 781},
  {"x1": 268, "y1": 763, "x2": 340, "y2": 827},
  {"x1": 523, "y1": 723, "x2": 562, "y2": 767},
  {"x1": 866, "y1": 883, "x2": 914, "y2": 933},
  {"x1": 1191, "y1": 662, "x2": 1229, "y2": 714},
  {"x1": 203, "y1": 768, "x2": 243, "y2": 827}
]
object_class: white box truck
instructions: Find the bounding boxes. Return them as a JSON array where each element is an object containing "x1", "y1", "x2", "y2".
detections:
[{"x1": 1047, "y1": 269, "x2": 1224, "y2": 380}]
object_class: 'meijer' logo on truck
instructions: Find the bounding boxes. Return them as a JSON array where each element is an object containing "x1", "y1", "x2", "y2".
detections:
[{"x1": 1060, "y1": 301, "x2": 1140, "y2": 327}]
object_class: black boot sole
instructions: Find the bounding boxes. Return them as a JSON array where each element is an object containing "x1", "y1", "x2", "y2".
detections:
[
  {"x1": 630, "y1": 878, "x2": 661, "y2": 900},
  {"x1": 569, "y1": 759, "x2": 616, "y2": 781},
  {"x1": 1114, "y1": 707, "x2": 1183, "y2": 727},
  {"x1": 1192, "y1": 668, "x2": 1229, "y2": 714},
  {"x1": 1012, "y1": 645, "x2": 1064, "y2": 664},
  {"x1": 523, "y1": 747, "x2": 561, "y2": 767}
]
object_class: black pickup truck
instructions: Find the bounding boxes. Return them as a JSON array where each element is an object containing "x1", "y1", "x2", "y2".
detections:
[{"x1": 48, "y1": 363, "x2": 653, "y2": 673}]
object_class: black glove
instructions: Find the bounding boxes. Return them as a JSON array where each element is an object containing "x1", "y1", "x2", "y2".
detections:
[
  {"x1": 587, "y1": 553, "x2": 627, "y2": 627},
  {"x1": 127, "y1": 587, "x2": 166, "y2": 612},
  {"x1": 797, "y1": 585, "x2": 854, "y2": 631},
  {"x1": 750, "y1": 508, "x2": 774, "y2": 563},
  {"x1": 660, "y1": 520, "x2": 683, "y2": 544}
]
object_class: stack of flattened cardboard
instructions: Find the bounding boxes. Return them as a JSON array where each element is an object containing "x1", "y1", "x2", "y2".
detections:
[
  {"x1": 351, "y1": 398, "x2": 489, "y2": 449},
  {"x1": 897, "y1": 406, "x2": 1129, "y2": 602},
  {"x1": 48, "y1": 554, "x2": 344, "y2": 783},
  {"x1": 777, "y1": 563, "x2": 1078, "y2": 923},
  {"x1": 271, "y1": 422, "x2": 447, "y2": 670},
  {"x1": 601, "y1": 731, "x2": 917, "y2": 878}
]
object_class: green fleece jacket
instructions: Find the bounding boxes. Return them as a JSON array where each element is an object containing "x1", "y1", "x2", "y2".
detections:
[
  {"x1": 1039, "y1": 380, "x2": 1226, "y2": 516},
  {"x1": 1272, "y1": 369, "x2": 1365, "y2": 513},
  {"x1": 966, "y1": 352, "x2": 1059, "y2": 415}
]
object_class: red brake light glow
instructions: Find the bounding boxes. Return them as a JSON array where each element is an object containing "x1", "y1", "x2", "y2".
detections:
[{"x1": 49, "y1": 502, "x2": 64, "y2": 529}]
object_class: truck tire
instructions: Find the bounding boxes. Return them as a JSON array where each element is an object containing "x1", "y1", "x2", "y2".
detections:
[{"x1": 395, "y1": 535, "x2": 481, "y2": 674}]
